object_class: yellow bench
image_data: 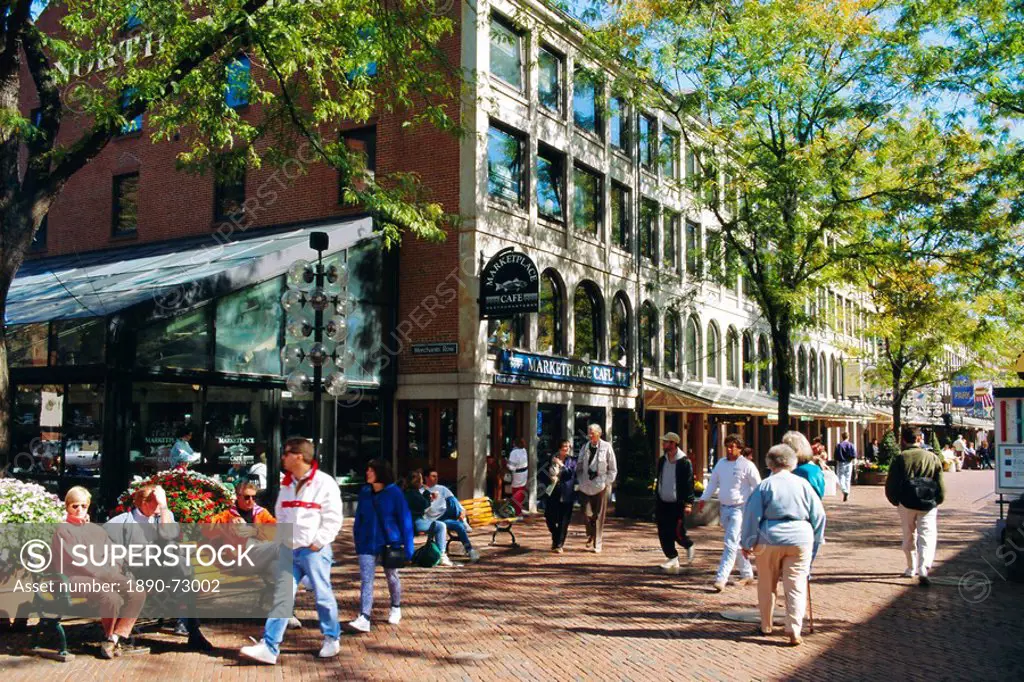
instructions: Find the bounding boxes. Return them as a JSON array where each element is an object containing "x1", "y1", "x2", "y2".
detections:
[{"x1": 454, "y1": 497, "x2": 519, "y2": 549}]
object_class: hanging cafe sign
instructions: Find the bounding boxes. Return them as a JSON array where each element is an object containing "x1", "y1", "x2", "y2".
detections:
[
  {"x1": 499, "y1": 350, "x2": 631, "y2": 388},
  {"x1": 479, "y1": 248, "x2": 540, "y2": 319}
]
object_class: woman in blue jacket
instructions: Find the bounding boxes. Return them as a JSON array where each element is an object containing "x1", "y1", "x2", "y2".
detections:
[{"x1": 348, "y1": 459, "x2": 414, "y2": 633}]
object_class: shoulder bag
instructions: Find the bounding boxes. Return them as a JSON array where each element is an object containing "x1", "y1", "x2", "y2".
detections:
[{"x1": 371, "y1": 493, "x2": 408, "y2": 569}]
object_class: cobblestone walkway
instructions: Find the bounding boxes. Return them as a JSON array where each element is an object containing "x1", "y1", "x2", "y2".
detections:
[{"x1": 2, "y1": 471, "x2": 1021, "y2": 681}]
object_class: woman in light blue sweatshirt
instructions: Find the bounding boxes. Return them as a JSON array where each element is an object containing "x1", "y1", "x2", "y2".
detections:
[{"x1": 741, "y1": 443, "x2": 825, "y2": 646}]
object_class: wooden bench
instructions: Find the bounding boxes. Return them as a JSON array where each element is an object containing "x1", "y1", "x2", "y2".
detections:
[{"x1": 452, "y1": 497, "x2": 519, "y2": 550}]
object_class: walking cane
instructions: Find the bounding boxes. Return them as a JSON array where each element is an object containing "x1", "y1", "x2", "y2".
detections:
[{"x1": 807, "y1": 578, "x2": 815, "y2": 634}]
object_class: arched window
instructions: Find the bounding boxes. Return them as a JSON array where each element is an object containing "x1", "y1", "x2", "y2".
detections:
[
  {"x1": 797, "y1": 347, "x2": 807, "y2": 395},
  {"x1": 838, "y1": 359, "x2": 845, "y2": 399},
  {"x1": 820, "y1": 352, "x2": 827, "y2": 398},
  {"x1": 664, "y1": 312, "x2": 680, "y2": 376},
  {"x1": 758, "y1": 336, "x2": 770, "y2": 392},
  {"x1": 573, "y1": 281, "x2": 603, "y2": 361},
  {"x1": 809, "y1": 352, "x2": 818, "y2": 397},
  {"x1": 725, "y1": 327, "x2": 739, "y2": 386},
  {"x1": 830, "y1": 355, "x2": 838, "y2": 399},
  {"x1": 685, "y1": 316, "x2": 701, "y2": 380},
  {"x1": 537, "y1": 270, "x2": 565, "y2": 355},
  {"x1": 640, "y1": 301, "x2": 658, "y2": 371},
  {"x1": 488, "y1": 317, "x2": 526, "y2": 353},
  {"x1": 742, "y1": 332, "x2": 754, "y2": 389},
  {"x1": 610, "y1": 292, "x2": 632, "y2": 367},
  {"x1": 706, "y1": 322, "x2": 720, "y2": 381}
]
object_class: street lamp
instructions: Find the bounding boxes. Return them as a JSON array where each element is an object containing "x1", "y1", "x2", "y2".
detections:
[{"x1": 280, "y1": 231, "x2": 357, "y2": 464}]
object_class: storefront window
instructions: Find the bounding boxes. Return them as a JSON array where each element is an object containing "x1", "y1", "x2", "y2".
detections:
[
  {"x1": 573, "y1": 281, "x2": 602, "y2": 361},
  {"x1": 405, "y1": 406, "x2": 430, "y2": 473},
  {"x1": 573, "y1": 406, "x2": 606, "y2": 452},
  {"x1": 136, "y1": 307, "x2": 211, "y2": 371},
  {"x1": 9, "y1": 384, "x2": 65, "y2": 489},
  {"x1": 130, "y1": 382, "x2": 202, "y2": 477},
  {"x1": 336, "y1": 396, "x2": 382, "y2": 476},
  {"x1": 55, "y1": 318, "x2": 105, "y2": 365},
  {"x1": 440, "y1": 406, "x2": 458, "y2": 462},
  {"x1": 204, "y1": 386, "x2": 273, "y2": 480},
  {"x1": 537, "y1": 272, "x2": 564, "y2": 355},
  {"x1": 64, "y1": 384, "x2": 104, "y2": 480},
  {"x1": 537, "y1": 404, "x2": 565, "y2": 461},
  {"x1": 610, "y1": 294, "x2": 631, "y2": 367},
  {"x1": 488, "y1": 317, "x2": 526, "y2": 354},
  {"x1": 215, "y1": 278, "x2": 283, "y2": 376},
  {"x1": 7, "y1": 323, "x2": 49, "y2": 367}
]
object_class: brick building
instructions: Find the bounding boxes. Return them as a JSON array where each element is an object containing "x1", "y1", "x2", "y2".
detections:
[{"x1": 9, "y1": 0, "x2": 889, "y2": 509}]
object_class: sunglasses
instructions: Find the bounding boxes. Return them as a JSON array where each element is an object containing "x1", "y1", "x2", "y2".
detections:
[
  {"x1": 239, "y1": 494, "x2": 257, "y2": 500},
  {"x1": 68, "y1": 503, "x2": 88, "y2": 509}
]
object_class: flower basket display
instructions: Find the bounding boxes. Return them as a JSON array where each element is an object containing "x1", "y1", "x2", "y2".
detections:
[
  {"x1": 113, "y1": 470, "x2": 233, "y2": 523},
  {"x1": 858, "y1": 464, "x2": 889, "y2": 486},
  {"x1": 0, "y1": 478, "x2": 64, "y2": 524}
]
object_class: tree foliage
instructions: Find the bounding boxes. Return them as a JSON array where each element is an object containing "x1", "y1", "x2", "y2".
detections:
[
  {"x1": 0, "y1": 0, "x2": 462, "y2": 464},
  {"x1": 583, "y1": 0, "x2": 1020, "y2": 426}
]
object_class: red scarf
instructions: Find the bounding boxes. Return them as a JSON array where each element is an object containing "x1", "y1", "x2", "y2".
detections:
[
  {"x1": 282, "y1": 459, "x2": 318, "y2": 489},
  {"x1": 65, "y1": 513, "x2": 89, "y2": 525}
]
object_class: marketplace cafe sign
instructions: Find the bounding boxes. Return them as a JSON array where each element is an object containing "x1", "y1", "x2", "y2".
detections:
[{"x1": 499, "y1": 350, "x2": 630, "y2": 388}]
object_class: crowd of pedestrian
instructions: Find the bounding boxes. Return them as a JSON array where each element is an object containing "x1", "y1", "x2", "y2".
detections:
[{"x1": 12, "y1": 417, "x2": 957, "y2": 662}]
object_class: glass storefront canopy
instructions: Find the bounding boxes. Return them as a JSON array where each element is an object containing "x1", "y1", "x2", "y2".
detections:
[{"x1": 5, "y1": 217, "x2": 374, "y2": 324}]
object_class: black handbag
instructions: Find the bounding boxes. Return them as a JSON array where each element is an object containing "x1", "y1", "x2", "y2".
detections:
[{"x1": 372, "y1": 494, "x2": 407, "y2": 569}]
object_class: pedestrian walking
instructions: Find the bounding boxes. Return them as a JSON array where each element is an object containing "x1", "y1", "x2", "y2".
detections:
[
  {"x1": 576, "y1": 424, "x2": 617, "y2": 553},
  {"x1": 833, "y1": 432, "x2": 857, "y2": 501},
  {"x1": 741, "y1": 444, "x2": 825, "y2": 646},
  {"x1": 697, "y1": 434, "x2": 761, "y2": 591},
  {"x1": 348, "y1": 459, "x2": 414, "y2": 633},
  {"x1": 654, "y1": 432, "x2": 695, "y2": 573},
  {"x1": 506, "y1": 438, "x2": 529, "y2": 515},
  {"x1": 544, "y1": 439, "x2": 577, "y2": 553},
  {"x1": 885, "y1": 426, "x2": 945, "y2": 586},
  {"x1": 240, "y1": 437, "x2": 344, "y2": 665},
  {"x1": 785, "y1": 431, "x2": 825, "y2": 499}
]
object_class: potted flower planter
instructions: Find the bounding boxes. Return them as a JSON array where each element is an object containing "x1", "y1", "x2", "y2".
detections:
[{"x1": 859, "y1": 469, "x2": 888, "y2": 486}]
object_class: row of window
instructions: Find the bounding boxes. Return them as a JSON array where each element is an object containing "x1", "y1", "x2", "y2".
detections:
[
  {"x1": 489, "y1": 13, "x2": 708, "y2": 182},
  {"x1": 489, "y1": 122, "x2": 744, "y2": 285},
  {"x1": 495, "y1": 270, "x2": 849, "y2": 398}
]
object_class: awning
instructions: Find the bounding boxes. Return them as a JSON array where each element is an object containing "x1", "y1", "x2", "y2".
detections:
[
  {"x1": 644, "y1": 378, "x2": 778, "y2": 415},
  {"x1": 6, "y1": 217, "x2": 374, "y2": 324},
  {"x1": 789, "y1": 395, "x2": 866, "y2": 421}
]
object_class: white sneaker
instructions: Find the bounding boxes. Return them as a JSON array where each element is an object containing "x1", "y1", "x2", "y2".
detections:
[
  {"x1": 347, "y1": 615, "x2": 371, "y2": 633},
  {"x1": 660, "y1": 557, "x2": 680, "y2": 571},
  {"x1": 318, "y1": 638, "x2": 340, "y2": 659},
  {"x1": 287, "y1": 616, "x2": 302, "y2": 629},
  {"x1": 685, "y1": 545, "x2": 696, "y2": 564},
  {"x1": 467, "y1": 549, "x2": 481, "y2": 563},
  {"x1": 388, "y1": 607, "x2": 402, "y2": 625},
  {"x1": 239, "y1": 639, "x2": 277, "y2": 665},
  {"x1": 902, "y1": 568, "x2": 917, "y2": 578},
  {"x1": 918, "y1": 566, "x2": 931, "y2": 587},
  {"x1": 439, "y1": 554, "x2": 454, "y2": 567}
]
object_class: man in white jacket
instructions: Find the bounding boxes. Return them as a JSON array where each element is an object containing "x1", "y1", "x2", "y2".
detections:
[
  {"x1": 576, "y1": 424, "x2": 617, "y2": 553},
  {"x1": 240, "y1": 438, "x2": 343, "y2": 665},
  {"x1": 697, "y1": 434, "x2": 761, "y2": 592}
]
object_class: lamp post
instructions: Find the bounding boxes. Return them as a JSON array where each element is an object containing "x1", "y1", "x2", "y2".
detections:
[{"x1": 280, "y1": 231, "x2": 357, "y2": 469}]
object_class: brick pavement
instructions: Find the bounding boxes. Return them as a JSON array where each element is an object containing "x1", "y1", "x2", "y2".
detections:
[{"x1": 2, "y1": 471, "x2": 1022, "y2": 681}]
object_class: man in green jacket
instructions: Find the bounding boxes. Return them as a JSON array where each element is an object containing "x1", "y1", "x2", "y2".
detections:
[{"x1": 885, "y1": 426, "x2": 945, "y2": 587}]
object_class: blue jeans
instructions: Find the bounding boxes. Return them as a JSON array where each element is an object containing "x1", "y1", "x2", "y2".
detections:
[
  {"x1": 262, "y1": 545, "x2": 339, "y2": 655},
  {"x1": 836, "y1": 461, "x2": 854, "y2": 495},
  {"x1": 414, "y1": 518, "x2": 446, "y2": 549},
  {"x1": 440, "y1": 500, "x2": 472, "y2": 551},
  {"x1": 717, "y1": 504, "x2": 753, "y2": 582}
]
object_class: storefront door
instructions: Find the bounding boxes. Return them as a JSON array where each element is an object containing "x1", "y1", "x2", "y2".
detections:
[
  {"x1": 488, "y1": 401, "x2": 527, "y2": 499},
  {"x1": 397, "y1": 400, "x2": 458, "y2": 486},
  {"x1": 573, "y1": 405, "x2": 606, "y2": 451}
]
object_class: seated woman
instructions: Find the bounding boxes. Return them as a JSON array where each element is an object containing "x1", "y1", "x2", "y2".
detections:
[
  {"x1": 741, "y1": 445, "x2": 825, "y2": 647},
  {"x1": 55, "y1": 486, "x2": 147, "y2": 659}
]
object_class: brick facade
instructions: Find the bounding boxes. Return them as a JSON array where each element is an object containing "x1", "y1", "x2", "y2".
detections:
[{"x1": 21, "y1": 4, "x2": 465, "y2": 376}]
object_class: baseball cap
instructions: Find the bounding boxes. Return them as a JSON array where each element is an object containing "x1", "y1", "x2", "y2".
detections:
[{"x1": 660, "y1": 432, "x2": 681, "y2": 444}]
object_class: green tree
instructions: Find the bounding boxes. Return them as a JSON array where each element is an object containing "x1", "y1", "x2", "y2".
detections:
[
  {"x1": 879, "y1": 429, "x2": 900, "y2": 467},
  {"x1": 584, "y1": 0, "x2": 1015, "y2": 427},
  {"x1": 0, "y1": 0, "x2": 460, "y2": 466}
]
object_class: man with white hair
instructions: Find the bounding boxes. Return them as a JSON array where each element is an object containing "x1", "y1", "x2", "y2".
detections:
[
  {"x1": 576, "y1": 424, "x2": 617, "y2": 553},
  {"x1": 698, "y1": 434, "x2": 761, "y2": 591}
]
